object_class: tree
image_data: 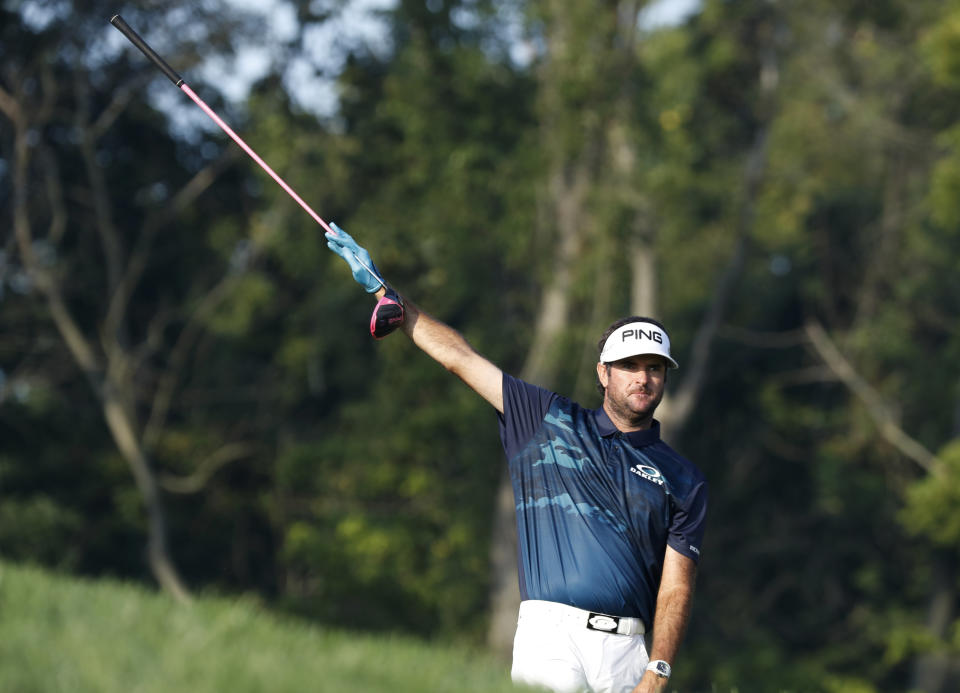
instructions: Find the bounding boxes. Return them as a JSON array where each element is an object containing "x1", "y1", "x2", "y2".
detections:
[
  {"x1": 485, "y1": 0, "x2": 787, "y2": 655},
  {"x1": 251, "y1": 0, "x2": 541, "y2": 638},
  {"x1": 681, "y1": 1, "x2": 960, "y2": 688},
  {"x1": 1, "y1": 1, "x2": 270, "y2": 599}
]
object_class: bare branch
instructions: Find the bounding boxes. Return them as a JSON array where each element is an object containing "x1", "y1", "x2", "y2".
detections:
[
  {"x1": 143, "y1": 273, "x2": 242, "y2": 451},
  {"x1": 38, "y1": 61, "x2": 58, "y2": 122},
  {"x1": 662, "y1": 226, "x2": 750, "y2": 429},
  {"x1": 131, "y1": 307, "x2": 176, "y2": 370},
  {"x1": 102, "y1": 392, "x2": 191, "y2": 603},
  {"x1": 41, "y1": 145, "x2": 68, "y2": 245},
  {"x1": 0, "y1": 84, "x2": 22, "y2": 122},
  {"x1": 159, "y1": 442, "x2": 256, "y2": 494},
  {"x1": 719, "y1": 325, "x2": 809, "y2": 349},
  {"x1": 104, "y1": 149, "x2": 237, "y2": 339},
  {"x1": 8, "y1": 98, "x2": 101, "y2": 375},
  {"x1": 773, "y1": 365, "x2": 837, "y2": 385},
  {"x1": 4, "y1": 54, "x2": 195, "y2": 604},
  {"x1": 803, "y1": 319, "x2": 940, "y2": 475},
  {"x1": 659, "y1": 128, "x2": 765, "y2": 431},
  {"x1": 74, "y1": 71, "x2": 124, "y2": 295},
  {"x1": 659, "y1": 26, "x2": 781, "y2": 434},
  {"x1": 91, "y1": 84, "x2": 137, "y2": 139}
]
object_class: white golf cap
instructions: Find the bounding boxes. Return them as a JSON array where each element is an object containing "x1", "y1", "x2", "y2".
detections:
[{"x1": 599, "y1": 321, "x2": 679, "y2": 369}]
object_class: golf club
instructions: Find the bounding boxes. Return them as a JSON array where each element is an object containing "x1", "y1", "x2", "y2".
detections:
[{"x1": 110, "y1": 14, "x2": 404, "y2": 336}]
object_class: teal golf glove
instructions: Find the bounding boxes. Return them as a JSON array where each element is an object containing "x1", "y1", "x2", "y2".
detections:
[
  {"x1": 325, "y1": 223, "x2": 404, "y2": 339},
  {"x1": 325, "y1": 223, "x2": 385, "y2": 293}
]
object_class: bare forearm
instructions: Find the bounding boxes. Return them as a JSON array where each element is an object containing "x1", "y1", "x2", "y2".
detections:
[
  {"x1": 648, "y1": 580, "x2": 695, "y2": 665},
  {"x1": 384, "y1": 290, "x2": 503, "y2": 411},
  {"x1": 632, "y1": 550, "x2": 698, "y2": 693},
  {"x1": 401, "y1": 299, "x2": 477, "y2": 374},
  {"x1": 632, "y1": 586, "x2": 694, "y2": 693}
]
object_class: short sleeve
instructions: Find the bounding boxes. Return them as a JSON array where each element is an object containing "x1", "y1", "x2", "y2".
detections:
[
  {"x1": 498, "y1": 374, "x2": 557, "y2": 460},
  {"x1": 667, "y1": 478, "x2": 708, "y2": 563}
]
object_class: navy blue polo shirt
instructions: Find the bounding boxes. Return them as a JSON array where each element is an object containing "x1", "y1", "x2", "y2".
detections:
[{"x1": 498, "y1": 374, "x2": 707, "y2": 626}]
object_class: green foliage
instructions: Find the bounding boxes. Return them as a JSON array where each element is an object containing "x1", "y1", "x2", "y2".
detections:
[
  {"x1": 273, "y1": 352, "x2": 502, "y2": 638},
  {"x1": 0, "y1": 560, "x2": 526, "y2": 693},
  {"x1": 928, "y1": 125, "x2": 960, "y2": 229},
  {"x1": 901, "y1": 440, "x2": 960, "y2": 546},
  {"x1": 920, "y1": 5, "x2": 960, "y2": 87},
  {"x1": 213, "y1": 0, "x2": 541, "y2": 642},
  {"x1": 0, "y1": 494, "x2": 82, "y2": 565},
  {"x1": 5, "y1": 0, "x2": 960, "y2": 689},
  {"x1": 207, "y1": 273, "x2": 276, "y2": 336}
]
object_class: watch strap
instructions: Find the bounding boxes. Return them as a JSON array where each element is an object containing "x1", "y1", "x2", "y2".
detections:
[{"x1": 646, "y1": 659, "x2": 671, "y2": 679}]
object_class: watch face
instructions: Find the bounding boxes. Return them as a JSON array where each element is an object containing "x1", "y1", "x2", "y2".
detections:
[{"x1": 654, "y1": 662, "x2": 669, "y2": 677}]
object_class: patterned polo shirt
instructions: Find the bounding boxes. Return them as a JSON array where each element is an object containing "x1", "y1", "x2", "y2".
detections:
[{"x1": 498, "y1": 374, "x2": 708, "y2": 626}]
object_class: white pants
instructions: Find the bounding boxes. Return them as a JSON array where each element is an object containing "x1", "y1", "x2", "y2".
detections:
[{"x1": 511, "y1": 600, "x2": 650, "y2": 693}]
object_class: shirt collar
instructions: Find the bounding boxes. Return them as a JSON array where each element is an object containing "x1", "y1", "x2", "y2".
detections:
[{"x1": 593, "y1": 406, "x2": 662, "y2": 447}]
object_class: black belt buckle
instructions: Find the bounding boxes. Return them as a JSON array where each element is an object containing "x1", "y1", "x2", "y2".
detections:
[{"x1": 586, "y1": 612, "x2": 620, "y2": 633}]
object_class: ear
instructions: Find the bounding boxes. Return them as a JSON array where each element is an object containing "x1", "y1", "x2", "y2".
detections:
[{"x1": 596, "y1": 362, "x2": 609, "y2": 389}]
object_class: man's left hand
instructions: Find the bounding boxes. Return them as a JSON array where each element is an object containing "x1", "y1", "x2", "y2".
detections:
[{"x1": 631, "y1": 670, "x2": 670, "y2": 693}]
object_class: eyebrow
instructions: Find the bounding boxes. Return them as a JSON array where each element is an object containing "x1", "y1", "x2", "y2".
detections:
[{"x1": 615, "y1": 359, "x2": 664, "y2": 369}]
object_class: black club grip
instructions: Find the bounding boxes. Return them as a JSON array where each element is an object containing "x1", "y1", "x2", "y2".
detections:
[{"x1": 110, "y1": 15, "x2": 184, "y2": 87}]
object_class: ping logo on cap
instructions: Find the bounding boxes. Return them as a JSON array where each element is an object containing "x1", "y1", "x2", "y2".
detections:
[
  {"x1": 600, "y1": 321, "x2": 679, "y2": 368},
  {"x1": 621, "y1": 327, "x2": 663, "y2": 344}
]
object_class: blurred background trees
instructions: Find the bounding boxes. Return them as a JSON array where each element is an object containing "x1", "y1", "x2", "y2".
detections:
[{"x1": 2, "y1": 0, "x2": 960, "y2": 690}]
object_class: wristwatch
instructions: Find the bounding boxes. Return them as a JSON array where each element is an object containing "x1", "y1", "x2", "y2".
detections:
[{"x1": 646, "y1": 660, "x2": 671, "y2": 679}]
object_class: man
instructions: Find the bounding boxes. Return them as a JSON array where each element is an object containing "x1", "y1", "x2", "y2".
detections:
[{"x1": 326, "y1": 225, "x2": 707, "y2": 693}]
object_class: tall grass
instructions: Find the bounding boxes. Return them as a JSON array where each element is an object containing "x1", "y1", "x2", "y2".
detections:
[{"x1": 0, "y1": 561, "x2": 528, "y2": 693}]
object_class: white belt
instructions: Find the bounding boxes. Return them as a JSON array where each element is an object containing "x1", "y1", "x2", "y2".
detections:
[{"x1": 519, "y1": 600, "x2": 645, "y2": 636}]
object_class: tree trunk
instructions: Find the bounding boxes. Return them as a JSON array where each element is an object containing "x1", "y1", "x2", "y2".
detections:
[
  {"x1": 486, "y1": 0, "x2": 608, "y2": 651},
  {"x1": 3, "y1": 80, "x2": 193, "y2": 602},
  {"x1": 485, "y1": 0, "x2": 649, "y2": 655},
  {"x1": 909, "y1": 393, "x2": 960, "y2": 692},
  {"x1": 804, "y1": 326, "x2": 958, "y2": 690},
  {"x1": 487, "y1": 158, "x2": 592, "y2": 657},
  {"x1": 909, "y1": 551, "x2": 958, "y2": 692},
  {"x1": 102, "y1": 390, "x2": 192, "y2": 603},
  {"x1": 656, "y1": 30, "x2": 778, "y2": 436},
  {"x1": 630, "y1": 237, "x2": 658, "y2": 318},
  {"x1": 485, "y1": 470, "x2": 522, "y2": 659}
]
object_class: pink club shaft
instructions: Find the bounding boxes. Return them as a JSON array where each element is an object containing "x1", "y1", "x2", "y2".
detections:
[
  {"x1": 181, "y1": 82, "x2": 385, "y2": 288},
  {"x1": 180, "y1": 83, "x2": 333, "y2": 235},
  {"x1": 110, "y1": 14, "x2": 385, "y2": 290}
]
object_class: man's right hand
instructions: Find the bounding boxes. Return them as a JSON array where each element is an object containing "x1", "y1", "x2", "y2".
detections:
[{"x1": 325, "y1": 223, "x2": 385, "y2": 293}]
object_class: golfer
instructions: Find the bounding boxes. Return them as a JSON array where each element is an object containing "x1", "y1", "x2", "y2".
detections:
[{"x1": 326, "y1": 225, "x2": 707, "y2": 693}]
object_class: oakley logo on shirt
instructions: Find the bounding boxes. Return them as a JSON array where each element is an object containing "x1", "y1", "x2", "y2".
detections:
[{"x1": 630, "y1": 464, "x2": 665, "y2": 487}]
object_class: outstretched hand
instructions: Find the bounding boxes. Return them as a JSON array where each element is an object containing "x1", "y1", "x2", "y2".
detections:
[{"x1": 325, "y1": 223, "x2": 385, "y2": 293}]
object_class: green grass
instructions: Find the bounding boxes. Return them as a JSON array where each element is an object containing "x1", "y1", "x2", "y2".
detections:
[{"x1": 0, "y1": 561, "x2": 529, "y2": 693}]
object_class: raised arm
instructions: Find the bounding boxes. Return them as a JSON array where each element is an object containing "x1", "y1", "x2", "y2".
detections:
[
  {"x1": 326, "y1": 224, "x2": 503, "y2": 412},
  {"x1": 380, "y1": 289, "x2": 503, "y2": 412}
]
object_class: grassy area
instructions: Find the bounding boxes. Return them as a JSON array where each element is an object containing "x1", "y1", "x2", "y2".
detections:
[{"x1": 0, "y1": 561, "x2": 528, "y2": 693}]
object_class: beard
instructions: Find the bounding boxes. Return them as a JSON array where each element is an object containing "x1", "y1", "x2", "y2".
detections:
[{"x1": 604, "y1": 386, "x2": 664, "y2": 427}]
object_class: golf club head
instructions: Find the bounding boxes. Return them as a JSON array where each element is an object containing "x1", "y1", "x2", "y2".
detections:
[{"x1": 370, "y1": 288, "x2": 404, "y2": 339}]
